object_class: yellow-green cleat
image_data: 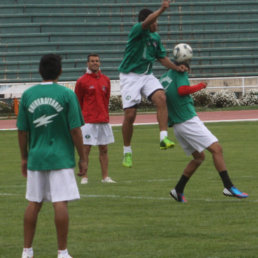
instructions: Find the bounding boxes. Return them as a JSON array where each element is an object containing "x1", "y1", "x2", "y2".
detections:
[
  {"x1": 160, "y1": 136, "x2": 175, "y2": 150},
  {"x1": 122, "y1": 153, "x2": 132, "y2": 168}
]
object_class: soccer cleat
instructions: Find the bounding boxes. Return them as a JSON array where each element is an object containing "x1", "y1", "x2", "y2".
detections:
[
  {"x1": 122, "y1": 153, "x2": 132, "y2": 168},
  {"x1": 223, "y1": 186, "x2": 248, "y2": 198},
  {"x1": 57, "y1": 254, "x2": 73, "y2": 258},
  {"x1": 170, "y1": 189, "x2": 187, "y2": 203},
  {"x1": 101, "y1": 177, "x2": 116, "y2": 183},
  {"x1": 81, "y1": 177, "x2": 88, "y2": 184},
  {"x1": 57, "y1": 252, "x2": 73, "y2": 258},
  {"x1": 160, "y1": 137, "x2": 175, "y2": 150},
  {"x1": 22, "y1": 253, "x2": 33, "y2": 258}
]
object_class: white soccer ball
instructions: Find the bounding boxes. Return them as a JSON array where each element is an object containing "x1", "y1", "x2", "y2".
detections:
[{"x1": 173, "y1": 43, "x2": 193, "y2": 63}]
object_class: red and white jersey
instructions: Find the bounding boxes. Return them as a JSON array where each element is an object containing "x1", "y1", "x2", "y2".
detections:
[{"x1": 75, "y1": 70, "x2": 110, "y2": 123}]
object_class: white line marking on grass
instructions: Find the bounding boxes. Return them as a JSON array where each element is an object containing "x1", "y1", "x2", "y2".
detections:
[
  {"x1": 81, "y1": 194, "x2": 170, "y2": 201},
  {"x1": 80, "y1": 194, "x2": 258, "y2": 202},
  {"x1": 122, "y1": 178, "x2": 176, "y2": 183},
  {"x1": 1, "y1": 192, "x2": 258, "y2": 202},
  {"x1": 0, "y1": 185, "x2": 26, "y2": 188},
  {"x1": 0, "y1": 193, "x2": 20, "y2": 196}
]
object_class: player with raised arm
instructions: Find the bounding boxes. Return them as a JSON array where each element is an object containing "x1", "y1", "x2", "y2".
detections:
[
  {"x1": 160, "y1": 44, "x2": 248, "y2": 203},
  {"x1": 119, "y1": 0, "x2": 188, "y2": 168}
]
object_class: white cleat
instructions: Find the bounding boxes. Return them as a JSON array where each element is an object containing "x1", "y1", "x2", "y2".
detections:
[
  {"x1": 81, "y1": 177, "x2": 88, "y2": 184},
  {"x1": 101, "y1": 177, "x2": 116, "y2": 183}
]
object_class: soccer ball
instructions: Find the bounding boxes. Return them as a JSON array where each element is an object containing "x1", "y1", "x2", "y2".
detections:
[{"x1": 173, "y1": 43, "x2": 193, "y2": 63}]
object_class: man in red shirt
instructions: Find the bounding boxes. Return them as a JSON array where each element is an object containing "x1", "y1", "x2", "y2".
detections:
[{"x1": 75, "y1": 54, "x2": 116, "y2": 184}]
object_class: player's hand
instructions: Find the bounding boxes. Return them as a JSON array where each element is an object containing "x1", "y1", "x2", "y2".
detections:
[
  {"x1": 77, "y1": 159, "x2": 87, "y2": 177},
  {"x1": 161, "y1": 0, "x2": 170, "y2": 10},
  {"x1": 21, "y1": 159, "x2": 27, "y2": 178},
  {"x1": 177, "y1": 64, "x2": 188, "y2": 72}
]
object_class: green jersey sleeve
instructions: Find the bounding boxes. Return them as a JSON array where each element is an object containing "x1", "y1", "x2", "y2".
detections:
[
  {"x1": 16, "y1": 96, "x2": 29, "y2": 131},
  {"x1": 67, "y1": 91, "x2": 85, "y2": 130},
  {"x1": 129, "y1": 23, "x2": 145, "y2": 39}
]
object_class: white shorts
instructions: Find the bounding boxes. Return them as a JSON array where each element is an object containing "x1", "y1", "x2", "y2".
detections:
[
  {"x1": 26, "y1": 168, "x2": 80, "y2": 203},
  {"x1": 119, "y1": 72, "x2": 164, "y2": 109},
  {"x1": 81, "y1": 123, "x2": 114, "y2": 145},
  {"x1": 173, "y1": 116, "x2": 218, "y2": 156}
]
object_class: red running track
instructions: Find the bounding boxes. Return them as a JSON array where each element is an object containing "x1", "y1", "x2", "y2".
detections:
[
  {"x1": 110, "y1": 110, "x2": 258, "y2": 125},
  {"x1": 1, "y1": 110, "x2": 258, "y2": 130}
]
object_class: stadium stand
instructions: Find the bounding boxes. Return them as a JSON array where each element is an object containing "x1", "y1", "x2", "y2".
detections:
[{"x1": 0, "y1": 0, "x2": 257, "y2": 90}]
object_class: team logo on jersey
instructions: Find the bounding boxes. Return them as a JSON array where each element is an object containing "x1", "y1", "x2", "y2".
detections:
[
  {"x1": 28, "y1": 97, "x2": 64, "y2": 128},
  {"x1": 89, "y1": 85, "x2": 95, "y2": 89},
  {"x1": 152, "y1": 41, "x2": 157, "y2": 48},
  {"x1": 85, "y1": 135, "x2": 91, "y2": 139},
  {"x1": 126, "y1": 95, "x2": 131, "y2": 100},
  {"x1": 160, "y1": 76, "x2": 173, "y2": 91},
  {"x1": 102, "y1": 86, "x2": 107, "y2": 92},
  {"x1": 29, "y1": 97, "x2": 63, "y2": 113},
  {"x1": 33, "y1": 114, "x2": 58, "y2": 128}
]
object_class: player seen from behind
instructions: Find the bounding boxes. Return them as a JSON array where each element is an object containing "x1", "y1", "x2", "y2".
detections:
[{"x1": 17, "y1": 54, "x2": 87, "y2": 258}]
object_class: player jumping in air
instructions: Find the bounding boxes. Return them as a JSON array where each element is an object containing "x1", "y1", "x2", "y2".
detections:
[{"x1": 118, "y1": 0, "x2": 187, "y2": 168}]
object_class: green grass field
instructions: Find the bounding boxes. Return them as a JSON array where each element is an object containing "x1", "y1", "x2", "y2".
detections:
[{"x1": 1, "y1": 122, "x2": 258, "y2": 258}]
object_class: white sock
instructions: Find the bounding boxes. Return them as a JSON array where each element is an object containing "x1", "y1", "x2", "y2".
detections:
[
  {"x1": 58, "y1": 249, "x2": 68, "y2": 255},
  {"x1": 123, "y1": 146, "x2": 132, "y2": 154},
  {"x1": 23, "y1": 247, "x2": 33, "y2": 256},
  {"x1": 160, "y1": 130, "x2": 168, "y2": 141}
]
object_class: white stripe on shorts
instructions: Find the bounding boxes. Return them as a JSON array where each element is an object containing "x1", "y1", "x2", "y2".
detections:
[{"x1": 26, "y1": 168, "x2": 80, "y2": 203}]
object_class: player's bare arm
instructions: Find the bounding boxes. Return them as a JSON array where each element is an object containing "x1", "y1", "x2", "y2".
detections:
[
  {"x1": 158, "y1": 56, "x2": 188, "y2": 72},
  {"x1": 142, "y1": 0, "x2": 170, "y2": 29},
  {"x1": 70, "y1": 127, "x2": 87, "y2": 176},
  {"x1": 18, "y1": 130, "x2": 28, "y2": 178}
]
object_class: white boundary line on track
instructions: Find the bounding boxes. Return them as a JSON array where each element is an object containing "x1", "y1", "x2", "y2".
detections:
[
  {"x1": 0, "y1": 128, "x2": 17, "y2": 131},
  {"x1": 106, "y1": 118, "x2": 258, "y2": 128}
]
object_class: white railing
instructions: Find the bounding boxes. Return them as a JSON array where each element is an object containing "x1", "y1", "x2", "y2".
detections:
[
  {"x1": 189, "y1": 76, "x2": 258, "y2": 95},
  {"x1": 0, "y1": 76, "x2": 258, "y2": 98}
]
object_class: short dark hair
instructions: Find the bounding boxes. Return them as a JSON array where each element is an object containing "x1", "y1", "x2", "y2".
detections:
[
  {"x1": 39, "y1": 54, "x2": 62, "y2": 80},
  {"x1": 138, "y1": 9, "x2": 153, "y2": 22},
  {"x1": 87, "y1": 53, "x2": 100, "y2": 62},
  {"x1": 175, "y1": 61, "x2": 191, "y2": 71}
]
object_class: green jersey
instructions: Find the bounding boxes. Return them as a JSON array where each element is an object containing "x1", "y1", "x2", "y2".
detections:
[
  {"x1": 118, "y1": 23, "x2": 166, "y2": 74},
  {"x1": 17, "y1": 82, "x2": 84, "y2": 171},
  {"x1": 160, "y1": 70, "x2": 197, "y2": 126}
]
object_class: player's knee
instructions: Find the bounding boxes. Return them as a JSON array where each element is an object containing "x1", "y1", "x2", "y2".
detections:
[
  {"x1": 216, "y1": 144, "x2": 223, "y2": 154},
  {"x1": 210, "y1": 142, "x2": 223, "y2": 155},
  {"x1": 151, "y1": 90, "x2": 166, "y2": 106},
  {"x1": 124, "y1": 109, "x2": 136, "y2": 123},
  {"x1": 99, "y1": 146, "x2": 108, "y2": 155},
  {"x1": 194, "y1": 153, "x2": 205, "y2": 165}
]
